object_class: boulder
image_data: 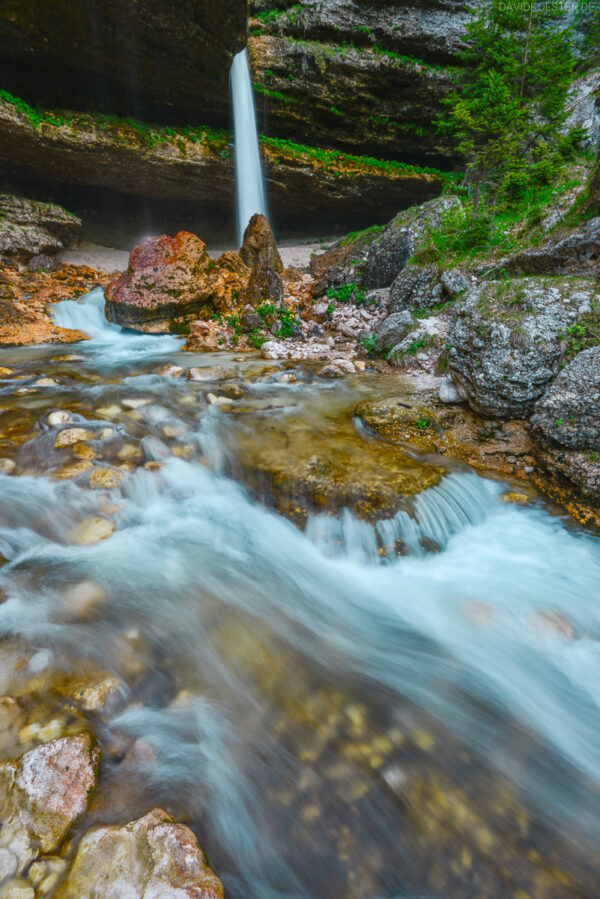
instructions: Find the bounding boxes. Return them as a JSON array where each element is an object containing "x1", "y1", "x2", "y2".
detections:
[
  {"x1": 244, "y1": 264, "x2": 284, "y2": 307},
  {"x1": 496, "y1": 217, "x2": 600, "y2": 277},
  {"x1": 530, "y1": 347, "x2": 600, "y2": 501},
  {"x1": 0, "y1": 734, "x2": 100, "y2": 878},
  {"x1": 448, "y1": 277, "x2": 595, "y2": 418},
  {"x1": 363, "y1": 196, "x2": 462, "y2": 289},
  {"x1": 239, "y1": 214, "x2": 283, "y2": 272},
  {"x1": 104, "y1": 232, "x2": 250, "y2": 333},
  {"x1": 56, "y1": 808, "x2": 223, "y2": 899},
  {"x1": 0, "y1": 195, "x2": 81, "y2": 263},
  {"x1": 390, "y1": 267, "x2": 441, "y2": 313},
  {"x1": 377, "y1": 311, "x2": 414, "y2": 350},
  {"x1": 27, "y1": 254, "x2": 63, "y2": 273}
]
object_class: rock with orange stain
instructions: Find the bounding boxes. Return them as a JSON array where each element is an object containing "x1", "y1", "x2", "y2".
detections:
[
  {"x1": 56, "y1": 808, "x2": 223, "y2": 899},
  {"x1": 105, "y1": 231, "x2": 250, "y2": 333},
  {"x1": 0, "y1": 734, "x2": 100, "y2": 876}
]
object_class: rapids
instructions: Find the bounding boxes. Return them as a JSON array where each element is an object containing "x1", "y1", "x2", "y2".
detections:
[{"x1": 0, "y1": 290, "x2": 599, "y2": 897}]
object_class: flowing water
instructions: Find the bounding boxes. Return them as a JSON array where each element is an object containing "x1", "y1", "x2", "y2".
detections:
[
  {"x1": 0, "y1": 291, "x2": 599, "y2": 897},
  {"x1": 230, "y1": 48, "x2": 268, "y2": 246}
]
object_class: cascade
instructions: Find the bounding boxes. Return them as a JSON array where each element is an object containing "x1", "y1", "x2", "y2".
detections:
[{"x1": 230, "y1": 48, "x2": 268, "y2": 245}]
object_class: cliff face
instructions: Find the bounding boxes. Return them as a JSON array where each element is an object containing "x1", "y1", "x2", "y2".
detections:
[
  {"x1": 0, "y1": 96, "x2": 443, "y2": 236},
  {"x1": 249, "y1": 0, "x2": 480, "y2": 166},
  {"x1": 0, "y1": 0, "x2": 246, "y2": 128}
]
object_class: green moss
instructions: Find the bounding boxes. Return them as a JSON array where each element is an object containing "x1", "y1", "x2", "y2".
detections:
[
  {"x1": 260, "y1": 135, "x2": 447, "y2": 180},
  {"x1": 326, "y1": 282, "x2": 366, "y2": 305},
  {"x1": 338, "y1": 224, "x2": 383, "y2": 246}
]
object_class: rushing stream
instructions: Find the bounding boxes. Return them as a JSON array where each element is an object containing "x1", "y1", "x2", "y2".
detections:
[{"x1": 0, "y1": 291, "x2": 599, "y2": 897}]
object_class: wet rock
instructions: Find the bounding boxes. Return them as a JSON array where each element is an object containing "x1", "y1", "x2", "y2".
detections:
[
  {"x1": 57, "y1": 580, "x2": 107, "y2": 622},
  {"x1": 54, "y1": 427, "x2": 92, "y2": 448},
  {"x1": 47, "y1": 410, "x2": 71, "y2": 426},
  {"x1": 69, "y1": 517, "x2": 114, "y2": 546},
  {"x1": 188, "y1": 366, "x2": 236, "y2": 381},
  {"x1": 56, "y1": 808, "x2": 223, "y2": 899},
  {"x1": 239, "y1": 214, "x2": 283, "y2": 272},
  {"x1": 0, "y1": 734, "x2": 100, "y2": 875},
  {"x1": 27, "y1": 856, "x2": 67, "y2": 896},
  {"x1": 318, "y1": 364, "x2": 345, "y2": 378},
  {"x1": 448, "y1": 277, "x2": 592, "y2": 418},
  {"x1": 156, "y1": 363, "x2": 184, "y2": 378},
  {"x1": 89, "y1": 468, "x2": 122, "y2": 489},
  {"x1": 105, "y1": 231, "x2": 250, "y2": 332},
  {"x1": 530, "y1": 346, "x2": 600, "y2": 501},
  {"x1": 0, "y1": 459, "x2": 16, "y2": 475},
  {"x1": 377, "y1": 311, "x2": 415, "y2": 350}
]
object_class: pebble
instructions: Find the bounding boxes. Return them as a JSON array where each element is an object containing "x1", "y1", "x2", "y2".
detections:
[
  {"x1": 52, "y1": 461, "x2": 93, "y2": 480},
  {"x1": 157, "y1": 364, "x2": 184, "y2": 378},
  {"x1": 89, "y1": 468, "x2": 122, "y2": 489},
  {"x1": 162, "y1": 424, "x2": 186, "y2": 438},
  {"x1": 54, "y1": 428, "x2": 92, "y2": 448},
  {"x1": 501, "y1": 492, "x2": 531, "y2": 504},
  {"x1": 33, "y1": 378, "x2": 58, "y2": 388},
  {"x1": 122, "y1": 398, "x2": 150, "y2": 409},
  {"x1": 47, "y1": 410, "x2": 71, "y2": 426},
  {"x1": 95, "y1": 405, "x2": 122, "y2": 418},
  {"x1": 188, "y1": 366, "x2": 236, "y2": 381},
  {"x1": 117, "y1": 444, "x2": 142, "y2": 461},
  {"x1": 0, "y1": 367, "x2": 14, "y2": 378},
  {"x1": 69, "y1": 517, "x2": 114, "y2": 546},
  {"x1": 0, "y1": 459, "x2": 16, "y2": 475},
  {"x1": 207, "y1": 393, "x2": 233, "y2": 406}
]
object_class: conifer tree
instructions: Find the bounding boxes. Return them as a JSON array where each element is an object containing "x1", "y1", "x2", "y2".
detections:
[{"x1": 442, "y1": 0, "x2": 577, "y2": 213}]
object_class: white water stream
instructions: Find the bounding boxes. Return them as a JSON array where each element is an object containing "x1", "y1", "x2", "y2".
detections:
[
  {"x1": 0, "y1": 292, "x2": 599, "y2": 897},
  {"x1": 230, "y1": 48, "x2": 268, "y2": 245}
]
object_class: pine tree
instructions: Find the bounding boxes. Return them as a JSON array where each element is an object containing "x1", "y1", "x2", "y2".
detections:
[{"x1": 442, "y1": 0, "x2": 577, "y2": 213}]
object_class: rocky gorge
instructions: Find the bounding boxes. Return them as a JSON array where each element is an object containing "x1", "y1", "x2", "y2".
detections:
[{"x1": 0, "y1": 1, "x2": 600, "y2": 897}]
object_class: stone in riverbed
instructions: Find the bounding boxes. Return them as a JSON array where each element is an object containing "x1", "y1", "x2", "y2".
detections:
[
  {"x1": 54, "y1": 427, "x2": 92, "y2": 448},
  {"x1": 56, "y1": 808, "x2": 223, "y2": 899},
  {"x1": 105, "y1": 231, "x2": 250, "y2": 333},
  {"x1": 188, "y1": 366, "x2": 236, "y2": 381},
  {"x1": 0, "y1": 734, "x2": 100, "y2": 876}
]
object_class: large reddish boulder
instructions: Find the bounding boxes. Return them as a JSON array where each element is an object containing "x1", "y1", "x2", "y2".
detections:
[{"x1": 105, "y1": 231, "x2": 250, "y2": 333}]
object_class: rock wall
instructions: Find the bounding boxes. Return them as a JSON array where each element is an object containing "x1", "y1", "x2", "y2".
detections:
[
  {"x1": 249, "y1": 0, "x2": 480, "y2": 166},
  {"x1": 0, "y1": 0, "x2": 246, "y2": 129},
  {"x1": 0, "y1": 95, "x2": 443, "y2": 237}
]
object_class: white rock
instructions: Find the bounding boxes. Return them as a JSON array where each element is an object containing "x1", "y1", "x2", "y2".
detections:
[
  {"x1": 33, "y1": 378, "x2": 58, "y2": 388},
  {"x1": 47, "y1": 410, "x2": 71, "y2": 426},
  {"x1": 439, "y1": 377, "x2": 461, "y2": 404},
  {"x1": 121, "y1": 398, "x2": 150, "y2": 409},
  {"x1": 0, "y1": 459, "x2": 16, "y2": 475},
  {"x1": 331, "y1": 359, "x2": 356, "y2": 374}
]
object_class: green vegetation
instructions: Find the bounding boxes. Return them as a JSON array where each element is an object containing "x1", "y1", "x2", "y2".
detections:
[
  {"x1": 339, "y1": 224, "x2": 383, "y2": 246},
  {"x1": 326, "y1": 282, "x2": 366, "y2": 305},
  {"x1": 430, "y1": 0, "x2": 586, "y2": 258},
  {"x1": 560, "y1": 307, "x2": 600, "y2": 361},
  {"x1": 0, "y1": 87, "x2": 232, "y2": 152},
  {"x1": 359, "y1": 333, "x2": 378, "y2": 356},
  {"x1": 260, "y1": 135, "x2": 449, "y2": 180}
]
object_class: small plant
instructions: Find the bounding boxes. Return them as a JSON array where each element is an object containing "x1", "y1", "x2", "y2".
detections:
[
  {"x1": 249, "y1": 332, "x2": 268, "y2": 349},
  {"x1": 416, "y1": 418, "x2": 430, "y2": 430},
  {"x1": 359, "y1": 333, "x2": 378, "y2": 357},
  {"x1": 326, "y1": 282, "x2": 366, "y2": 305},
  {"x1": 556, "y1": 418, "x2": 565, "y2": 427}
]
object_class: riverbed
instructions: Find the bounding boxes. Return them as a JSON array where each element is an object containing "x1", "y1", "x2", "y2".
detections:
[{"x1": 0, "y1": 290, "x2": 599, "y2": 898}]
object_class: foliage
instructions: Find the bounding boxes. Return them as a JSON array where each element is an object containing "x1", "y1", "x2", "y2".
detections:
[
  {"x1": 560, "y1": 306, "x2": 600, "y2": 361},
  {"x1": 576, "y1": 3, "x2": 600, "y2": 70},
  {"x1": 256, "y1": 302, "x2": 297, "y2": 337},
  {"x1": 338, "y1": 224, "x2": 383, "y2": 246},
  {"x1": 439, "y1": 0, "x2": 580, "y2": 215},
  {"x1": 326, "y1": 282, "x2": 366, "y2": 305},
  {"x1": 359, "y1": 333, "x2": 378, "y2": 356}
]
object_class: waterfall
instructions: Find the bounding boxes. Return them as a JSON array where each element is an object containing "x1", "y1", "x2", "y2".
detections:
[{"x1": 230, "y1": 48, "x2": 268, "y2": 246}]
